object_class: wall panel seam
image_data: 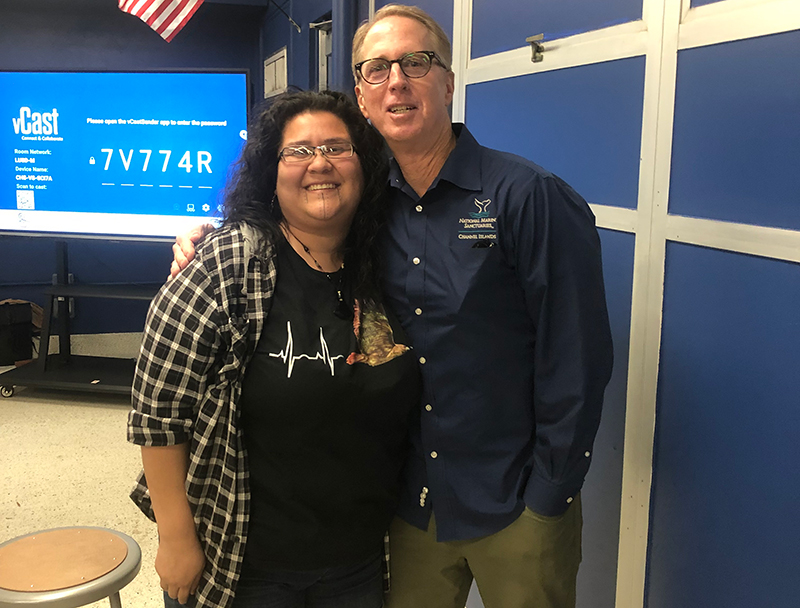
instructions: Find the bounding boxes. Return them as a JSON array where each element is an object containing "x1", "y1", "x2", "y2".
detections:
[
  {"x1": 665, "y1": 215, "x2": 800, "y2": 264},
  {"x1": 591, "y1": 204, "x2": 639, "y2": 234},
  {"x1": 679, "y1": 0, "x2": 800, "y2": 50},
  {"x1": 465, "y1": 22, "x2": 649, "y2": 86},
  {"x1": 460, "y1": 0, "x2": 799, "y2": 85},
  {"x1": 451, "y1": 0, "x2": 470, "y2": 123},
  {"x1": 614, "y1": 0, "x2": 679, "y2": 606}
]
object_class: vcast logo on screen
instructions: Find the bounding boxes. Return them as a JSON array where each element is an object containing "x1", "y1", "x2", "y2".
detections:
[{"x1": 12, "y1": 107, "x2": 60, "y2": 136}]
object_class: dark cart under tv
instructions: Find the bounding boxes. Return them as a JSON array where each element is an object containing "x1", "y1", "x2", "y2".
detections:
[{"x1": 0, "y1": 242, "x2": 160, "y2": 398}]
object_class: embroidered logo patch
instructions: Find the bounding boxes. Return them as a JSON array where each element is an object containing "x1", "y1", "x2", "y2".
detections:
[
  {"x1": 458, "y1": 197, "x2": 497, "y2": 242},
  {"x1": 470, "y1": 198, "x2": 492, "y2": 218}
]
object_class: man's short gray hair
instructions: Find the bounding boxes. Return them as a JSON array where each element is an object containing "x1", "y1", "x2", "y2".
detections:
[{"x1": 352, "y1": 4, "x2": 453, "y2": 81}]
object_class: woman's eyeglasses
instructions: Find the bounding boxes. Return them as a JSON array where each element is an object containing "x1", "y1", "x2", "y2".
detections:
[
  {"x1": 279, "y1": 143, "x2": 355, "y2": 163},
  {"x1": 355, "y1": 51, "x2": 444, "y2": 85}
]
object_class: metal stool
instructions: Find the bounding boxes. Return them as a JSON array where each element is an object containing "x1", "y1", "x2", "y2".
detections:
[{"x1": 0, "y1": 527, "x2": 141, "y2": 608}]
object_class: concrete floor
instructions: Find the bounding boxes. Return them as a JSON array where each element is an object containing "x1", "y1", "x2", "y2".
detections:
[{"x1": 0, "y1": 380, "x2": 160, "y2": 608}]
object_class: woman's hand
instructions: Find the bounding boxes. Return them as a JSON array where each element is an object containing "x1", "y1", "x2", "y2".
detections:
[
  {"x1": 156, "y1": 533, "x2": 206, "y2": 604},
  {"x1": 170, "y1": 224, "x2": 216, "y2": 279}
]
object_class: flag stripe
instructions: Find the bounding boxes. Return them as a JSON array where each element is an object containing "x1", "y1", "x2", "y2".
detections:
[
  {"x1": 144, "y1": 0, "x2": 177, "y2": 25},
  {"x1": 119, "y1": 0, "x2": 203, "y2": 42},
  {"x1": 120, "y1": 0, "x2": 141, "y2": 13},
  {"x1": 133, "y1": 0, "x2": 156, "y2": 18},
  {"x1": 162, "y1": 1, "x2": 204, "y2": 42},
  {"x1": 132, "y1": 0, "x2": 149, "y2": 14},
  {"x1": 153, "y1": 0, "x2": 189, "y2": 31}
]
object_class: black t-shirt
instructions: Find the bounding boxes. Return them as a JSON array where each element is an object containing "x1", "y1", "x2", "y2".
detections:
[{"x1": 239, "y1": 238, "x2": 421, "y2": 570}]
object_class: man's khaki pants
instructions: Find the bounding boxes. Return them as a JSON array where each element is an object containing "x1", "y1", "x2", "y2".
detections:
[{"x1": 385, "y1": 494, "x2": 582, "y2": 608}]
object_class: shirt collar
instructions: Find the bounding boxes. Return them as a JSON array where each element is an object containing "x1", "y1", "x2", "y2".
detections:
[{"x1": 387, "y1": 123, "x2": 483, "y2": 193}]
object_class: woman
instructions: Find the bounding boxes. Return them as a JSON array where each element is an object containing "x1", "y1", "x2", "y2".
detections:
[{"x1": 128, "y1": 90, "x2": 421, "y2": 608}]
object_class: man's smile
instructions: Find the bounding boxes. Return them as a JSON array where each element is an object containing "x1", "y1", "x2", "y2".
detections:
[{"x1": 389, "y1": 105, "x2": 416, "y2": 114}]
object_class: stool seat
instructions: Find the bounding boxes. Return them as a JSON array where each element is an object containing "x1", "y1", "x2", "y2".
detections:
[{"x1": 0, "y1": 527, "x2": 141, "y2": 608}]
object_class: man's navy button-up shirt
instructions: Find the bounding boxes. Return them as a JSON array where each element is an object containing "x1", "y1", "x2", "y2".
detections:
[{"x1": 381, "y1": 124, "x2": 613, "y2": 542}]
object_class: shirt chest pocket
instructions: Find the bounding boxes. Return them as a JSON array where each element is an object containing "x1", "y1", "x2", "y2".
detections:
[{"x1": 434, "y1": 241, "x2": 506, "y2": 309}]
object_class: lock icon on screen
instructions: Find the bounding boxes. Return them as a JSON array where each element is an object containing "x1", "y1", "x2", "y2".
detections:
[{"x1": 89, "y1": 157, "x2": 95, "y2": 165}]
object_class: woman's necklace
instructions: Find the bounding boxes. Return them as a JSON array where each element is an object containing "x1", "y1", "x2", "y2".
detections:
[{"x1": 283, "y1": 224, "x2": 351, "y2": 319}]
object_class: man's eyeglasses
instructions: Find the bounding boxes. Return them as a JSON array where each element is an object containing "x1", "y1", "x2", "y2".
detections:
[
  {"x1": 279, "y1": 143, "x2": 355, "y2": 163},
  {"x1": 355, "y1": 51, "x2": 444, "y2": 85}
]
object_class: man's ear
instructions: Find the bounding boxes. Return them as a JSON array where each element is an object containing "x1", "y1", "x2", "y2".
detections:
[
  {"x1": 444, "y1": 71, "x2": 455, "y2": 106},
  {"x1": 355, "y1": 83, "x2": 370, "y2": 120}
]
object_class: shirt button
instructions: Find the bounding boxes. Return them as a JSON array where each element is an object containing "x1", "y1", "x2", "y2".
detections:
[
  {"x1": 425, "y1": 404, "x2": 432, "y2": 412},
  {"x1": 419, "y1": 357, "x2": 426, "y2": 364},
  {"x1": 430, "y1": 451, "x2": 438, "y2": 459},
  {"x1": 422, "y1": 486, "x2": 429, "y2": 494},
  {"x1": 566, "y1": 496, "x2": 574, "y2": 504},
  {"x1": 412, "y1": 257, "x2": 420, "y2": 265},
  {"x1": 415, "y1": 204, "x2": 423, "y2": 212},
  {"x1": 415, "y1": 308, "x2": 422, "y2": 315},
  {"x1": 585, "y1": 451, "x2": 591, "y2": 457}
]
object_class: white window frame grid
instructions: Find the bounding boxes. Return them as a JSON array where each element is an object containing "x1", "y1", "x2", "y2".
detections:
[
  {"x1": 264, "y1": 47, "x2": 287, "y2": 99},
  {"x1": 450, "y1": 1, "x2": 800, "y2": 607}
]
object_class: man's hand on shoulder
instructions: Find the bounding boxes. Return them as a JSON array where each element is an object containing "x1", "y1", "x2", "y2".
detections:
[{"x1": 170, "y1": 223, "x2": 216, "y2": 279}]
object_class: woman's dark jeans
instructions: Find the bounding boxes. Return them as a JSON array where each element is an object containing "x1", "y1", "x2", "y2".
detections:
[{"x1": 163, "y1": 552, "x2": 384, "y2": 608}]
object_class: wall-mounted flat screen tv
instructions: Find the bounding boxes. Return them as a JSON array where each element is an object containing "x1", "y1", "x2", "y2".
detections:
[{"x1": 1, "y1": 70, "x2": 248, "y2": 241}]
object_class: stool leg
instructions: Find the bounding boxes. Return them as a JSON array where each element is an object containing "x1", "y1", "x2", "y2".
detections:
[{"x1": 108, "y1": 591, "x2": 123, "y2": 608}]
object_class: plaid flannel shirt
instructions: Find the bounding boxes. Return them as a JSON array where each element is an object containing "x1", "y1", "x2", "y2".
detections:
[{"x1": 128, "y1": 223, "x2": 276, "y2": 608}]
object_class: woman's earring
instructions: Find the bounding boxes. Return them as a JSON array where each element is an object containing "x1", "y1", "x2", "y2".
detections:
[{"x1": 270, "y1": 192, "x2": 277, "y2": 214}]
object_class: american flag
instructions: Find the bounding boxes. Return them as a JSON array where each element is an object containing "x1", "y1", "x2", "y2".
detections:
[{"x1": 118, "y1": 0, "x2": 205, "y2": 43}]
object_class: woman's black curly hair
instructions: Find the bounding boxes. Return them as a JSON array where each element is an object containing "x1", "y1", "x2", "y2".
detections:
[{"x1": 222, "y1": 90, "x2": 389, "y2": 303}]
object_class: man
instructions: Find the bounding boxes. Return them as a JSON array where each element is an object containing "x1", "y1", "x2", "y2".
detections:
[
  {"x1": 174, "y1": 5, "x2": 613, "y2": 607},
  {"x1": 351, "y1": 7, "x2": 612, "y2": 607}
]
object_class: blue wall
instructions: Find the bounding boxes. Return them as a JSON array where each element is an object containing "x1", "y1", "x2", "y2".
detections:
[
  {"x1": 0, "y1": 0, "x2": 264, "y2": 334},
  {"x1": 669, "y1": 30, "x2": 800, "y2": 230},
  {"x1": 647, "y1": 28, "x2": 800, "y2": 608},
  {"x1": 649, "y1": 244, "x2": 800, "y2": 608},
  {"x1": 471, "y1": 0, "x2": 641, "y2": 58},
  {"x1": 466, "y1": 57, "x2": 645, "y2": 208}
]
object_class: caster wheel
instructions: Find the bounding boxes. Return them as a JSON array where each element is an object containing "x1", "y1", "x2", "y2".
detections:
[{"x1": 0, "y1": 385, "x2": 14, "y2": 398}]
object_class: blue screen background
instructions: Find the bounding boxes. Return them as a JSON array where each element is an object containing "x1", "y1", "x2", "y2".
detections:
[{"x1": 1, "y1": 71, "x2": 247, "y2": 223}]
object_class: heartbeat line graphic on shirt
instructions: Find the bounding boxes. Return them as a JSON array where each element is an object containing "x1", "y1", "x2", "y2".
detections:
[{"x1": 268, "y1": 320, "x2": 345, "y2": 378}]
